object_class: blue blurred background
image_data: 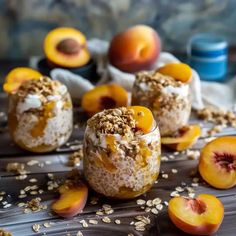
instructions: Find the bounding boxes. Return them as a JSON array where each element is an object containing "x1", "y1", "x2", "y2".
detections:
[{"x1": 0, "y1": 0, "x2": 236, "y2": 59}]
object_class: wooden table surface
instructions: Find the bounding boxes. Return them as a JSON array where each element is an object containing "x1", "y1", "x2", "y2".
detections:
[{"x1": 0, "y1": 93, "x2": 236, "y2": 236}]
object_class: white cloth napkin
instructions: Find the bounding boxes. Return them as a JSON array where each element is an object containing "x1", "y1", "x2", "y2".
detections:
[{"x1": 30, "y1": 39, "x2": 236, "y2": 111}]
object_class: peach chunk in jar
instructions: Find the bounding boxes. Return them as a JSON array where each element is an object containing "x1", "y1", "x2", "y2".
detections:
[
  {"x1": 8, "y1": 77, "x2": 73, "y2": 153},
  {"x1": 83, "y1": 106, "x2": 161, "y2": 199}
]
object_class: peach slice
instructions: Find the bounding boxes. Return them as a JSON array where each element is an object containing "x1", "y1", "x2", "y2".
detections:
[
  {"x1": 157, "y1": 63, "x2": 192, "y2": 83},
  {"x1": 128, "y1": 106, "x2": 155, "y2": 134},
  {"x1": 108, "y1": 25, "x2": 161, "y2": 73},
  {"x1": 81, "y1": 84, "x2": 128, "y2": 116},
  {"x1": 3, "y1": 67, "x2": 42, "y2": 93},
  {"x1": 44, "y1": 27, "x2": 90, "y2": 68},
  {"x1": 168, "y1": 194, "x2": 224, "y2": 235},
  {"x1": 199, "y1": 136, "x2": 236, "y2": 189},
  {"x1": 161, "y1": 125, "x2": 201, "y2": 151},
  {"x1": 51, "y1": 184, "x2": 88, "y2": 218}
]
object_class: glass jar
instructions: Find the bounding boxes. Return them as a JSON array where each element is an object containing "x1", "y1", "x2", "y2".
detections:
[
  {"x1": 83, "y1": 108, "x2": 161, "y2": 199},
  {"x1": 8, "y1": 77, "x2": 73, "y2": 152},
  {"x1": 132, "y1": 71, "x2": 191, "y2": 136}
]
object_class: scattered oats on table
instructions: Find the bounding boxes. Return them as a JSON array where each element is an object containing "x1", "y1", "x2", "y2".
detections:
[
  {"x1": 27, "y1": 160, "x2": 39, "y2": 166},
  {"x1": 162, "y1": 173, "x2": 168, "y2": 179},
  {"x1": 115, "y1": 219, "x2": 121, "y2": 224},
  {"x1": 89, "y1": 219, "x2": 98, "y2": 225},
  {"x1": 102, "y1": 216, "x2": 111, "y2": 223},
  {"x1": 32, "y1": 223, "x2": 40, "y2": 232}
]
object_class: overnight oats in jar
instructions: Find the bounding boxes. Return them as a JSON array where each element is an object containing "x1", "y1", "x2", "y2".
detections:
[
  {"x1": 8, "y1": 77, "x2": 73, "y2": 152},
  {"x1": 83, "y1": 106, "x2": 161, "y2": 199},
  {"x1": 132, "y1": 71, "x2": 191, "y2": 136}
]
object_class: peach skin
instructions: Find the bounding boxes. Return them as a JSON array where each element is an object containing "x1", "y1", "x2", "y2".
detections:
[
  {"x1": 108, "y1": 25, "x2": 161, "y2": 73},
  {"x1": 51, "y1": 184, "x2": 88, "y2": 218},
  {"x1": 157, "y1": 63, "x2": 192, "y2": 83},
  {"x1": 161, "y1": 125, "x2": 201, "y2": 151},
  {"x1": 44, "y1": 27, "x2": 90, "y2": 68},
  {"x1": 3, "y1": 67, "x2": 42, "y2": 94},
  {"x1": 168, "y1": 194, "x2": 224, "y2": 235},
  {"x1": 81, "y1": 84, "x2": 128, "y2": 116},
  {"x1": 199, "y1": 136, "x2": 236, "y2": 189}
]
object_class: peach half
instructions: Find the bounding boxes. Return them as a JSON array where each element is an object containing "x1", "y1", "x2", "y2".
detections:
[
  {"x1": 168, "y1": 194, "x2": 224, "y2": 235},
  {"x1": 161, "y1": 125, "x2": 201, "y2": 151},
  {"x1": 157, "y1": 63, "x2": 192, "y2": 83},
  {"x1": 81, "y1": 84, "x2": 128, "y2": 116},
  {"x1": 44, "y1": 27, "x2": 90, "y2": 68},
  {"x1": 199, "y1": 136, "x2": 236, "y2": 189},
  {"x1": 3, "y1": 67, "x2": 42, "y2": 93},
  {"x1": 51, "y1": 183, "x2": 88, "y2": 218},
  {"x1": 128, "y1": 106, "x2": 155, "y2": 134},
  {"x1": 108, "y1": 25, "x2": 161, "y2": 73}
]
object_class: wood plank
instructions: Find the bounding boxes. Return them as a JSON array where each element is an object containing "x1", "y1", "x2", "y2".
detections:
[{"x1": 0, "y1": 94, "x2": 236, "y2": 235}]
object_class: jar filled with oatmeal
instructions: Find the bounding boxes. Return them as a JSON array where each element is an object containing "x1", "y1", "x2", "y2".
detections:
[
  {"x1": 8, "y1": 77, "x2": 73, "y2": 152},
  {"x1": 83, "y1": 106, "x2": 161, "y2": 199},
  {"x1": 132, "y1": 71, "x2": 191, "y2": 137}
]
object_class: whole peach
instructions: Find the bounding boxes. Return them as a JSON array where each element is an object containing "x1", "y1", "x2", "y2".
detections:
[{"x1": 108, "y1": 25, "x2": 161, "y2": 73}]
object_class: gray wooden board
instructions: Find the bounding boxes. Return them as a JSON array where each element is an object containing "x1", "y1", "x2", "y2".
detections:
[{"x1": 0, "y1": 95, "x2": 236, "y2": 236}]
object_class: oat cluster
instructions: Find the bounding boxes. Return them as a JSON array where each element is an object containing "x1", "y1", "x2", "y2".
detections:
[
  {"x1": 67, "y1": 146, "x2": 83, "y2": 167},
  {"x1": 6, "y1": 162, "x2": 26, "y2": 175},
  {"x1": 136, "y1": 71, "x2": 183, "y2": 88},
  {"x1": 0, "y1": 229, "x2": 12, "y2": 236},
  {"x1": 17, "y1": 76, "x2": 63, "y2": 101},
  {"x1": 197, "y1": 107, "x2": 236, "y2": 126},
  {"x1": 24, "y1": 197, "x2": 47, "y2": 213},
  {"x1": 87, "y1": 107, "x2": 138, "y2": 136}
]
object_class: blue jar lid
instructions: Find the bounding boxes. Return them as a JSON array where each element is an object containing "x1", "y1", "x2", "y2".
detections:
[{"x1": 189, "y1": 33, "x2": 227, "y2": 51}]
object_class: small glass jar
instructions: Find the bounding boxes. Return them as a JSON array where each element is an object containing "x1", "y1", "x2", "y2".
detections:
[
  {"x1": 8, "y1": 77, "x2": 73, "y2": 152},
  {"x1": 132, "y1": 71, "x2": 191, "y2": 136},
  {"x1": 83, "y1": 108, "x2": 161, "y2": 199}
]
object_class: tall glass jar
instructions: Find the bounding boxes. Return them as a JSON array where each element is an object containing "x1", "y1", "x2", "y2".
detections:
[
  {"x1": 132, "y1": 71, "x2": 191, "y2": 137},
  {"x1": 83, "y1": 107, "x2": 161, "y2": 199},
  {"x1": 8, "y1": 77, "x2": 73, "y2": 152}
]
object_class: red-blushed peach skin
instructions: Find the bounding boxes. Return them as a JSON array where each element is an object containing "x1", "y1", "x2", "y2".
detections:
[
  {"x1": 51, "y1": 184, "x2": 88, "y2": 218},
  {"x1": 168, "y1": 194, "x2": 224, "y2": 235},
  {"x1": 108, "y1": 25, "x2": 161, "y2": 73},
  {"x1": 199, "y1": 136, "x2": 236, "y2": 189}
]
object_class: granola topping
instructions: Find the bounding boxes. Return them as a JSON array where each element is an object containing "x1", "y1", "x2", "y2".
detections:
[
  {"x1": 87, "y1": 107, "x2": 138, "y2": 137},
  {"x1": 132, "y1": 71, "x2": 191, "y2": 136}
]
